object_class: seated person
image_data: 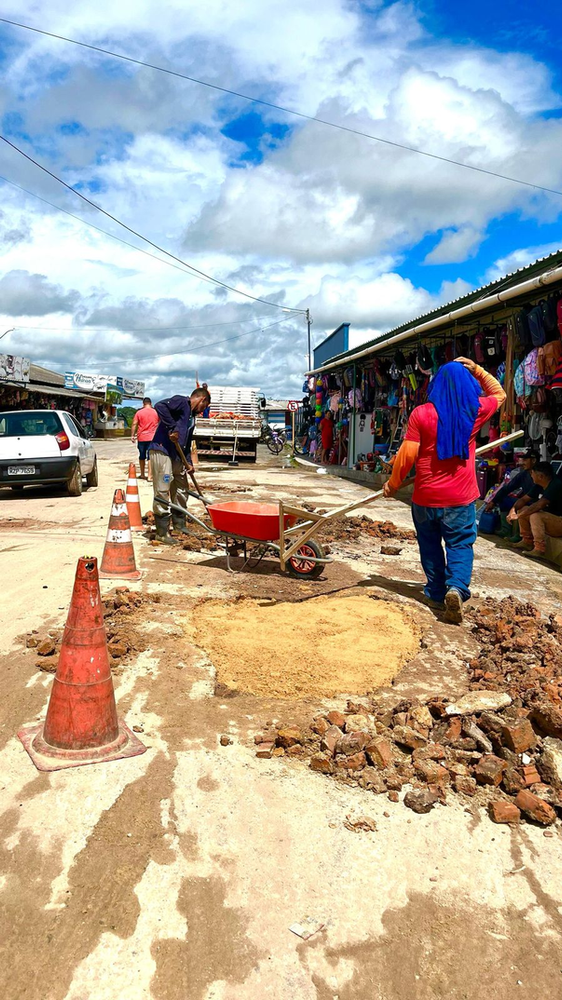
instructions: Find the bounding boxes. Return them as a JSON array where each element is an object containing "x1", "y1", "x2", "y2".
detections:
[
  {"x1": 486, "y1": 449, "x2": 538, "y2": 539},
  {"x1": 510, "y1": 461, "x2": 562, "y2": 558}
]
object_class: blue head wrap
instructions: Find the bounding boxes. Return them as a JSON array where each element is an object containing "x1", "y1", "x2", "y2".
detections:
[{"x1": 427, "y1": 362, "x2": 481, "y2": 461}]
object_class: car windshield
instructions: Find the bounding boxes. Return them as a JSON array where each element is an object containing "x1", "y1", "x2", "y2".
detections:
[{"x1": 0, "y1": 411, "x2": 62, "y2": 437}]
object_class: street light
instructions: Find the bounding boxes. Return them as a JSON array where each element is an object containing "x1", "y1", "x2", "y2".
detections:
[{"x1": 0, "y1": 328, "x2": 15, "y2": 342}]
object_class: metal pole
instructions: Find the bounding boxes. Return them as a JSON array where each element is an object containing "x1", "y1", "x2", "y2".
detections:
[
  {"x1": 291, "y1": 409, "x2": 296, "y2": 455},
  {"x1": 306, "y1": 309, "x2": 312, "y2": 372}
]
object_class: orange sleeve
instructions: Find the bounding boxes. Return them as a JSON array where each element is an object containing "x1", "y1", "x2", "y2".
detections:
[
  {"x1": 473, "y1": 364, "x2": 506, "y2": 406},
  {"x1": 388, "y1": 440, "x2": 420, "y2": 491}
]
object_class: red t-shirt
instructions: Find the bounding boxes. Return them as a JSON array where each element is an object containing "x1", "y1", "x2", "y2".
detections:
[
  {"x1": 320, "y1": 417, "x2": 334, "y2": 449},
  {"x1": 405, "y1": 396, "x2": 498, "y2": 507},
  {"x1": 134, "y1": 406, "x2": 159, "y2": 441}
]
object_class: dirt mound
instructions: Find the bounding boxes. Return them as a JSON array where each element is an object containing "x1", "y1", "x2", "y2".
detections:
[
  {"x1": 192, "y1": 593, "x2": 422, "y2": 698},
  {"x1": 321, "y1": 515, "x2": 416, "y2": 545}
]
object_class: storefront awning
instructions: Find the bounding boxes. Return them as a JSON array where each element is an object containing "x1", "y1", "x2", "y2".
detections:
[{"x1": 0, "y1": 379, "x2": 101, "y2": 402}]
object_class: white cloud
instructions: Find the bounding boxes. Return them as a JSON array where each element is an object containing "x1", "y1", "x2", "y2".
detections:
[
  {"x1": 0, "y1": 0, "x2": 560, "y2": 396},
  {"x1": 424, "y1": 226, "x2": 483, "y2": 264},
  {"x1": 485, "y1": 242, "x2": 562, "y2": 283}
]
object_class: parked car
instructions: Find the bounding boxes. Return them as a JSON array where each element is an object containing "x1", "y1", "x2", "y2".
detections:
[{"x1": 0, "y1": 409, "x2": 98, "y2": 496}]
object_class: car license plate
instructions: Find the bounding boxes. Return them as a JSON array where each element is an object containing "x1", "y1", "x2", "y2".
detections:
[{"x1": 8, "y1": 466, "x2": 35, "y2": 475}]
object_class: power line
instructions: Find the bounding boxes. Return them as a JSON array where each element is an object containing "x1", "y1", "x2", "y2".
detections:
[
  {"x1": 2, "y1": 16, "x2": 562, "y2": 199},
  {"x1": 83, "y1": 317, "x2": 290, "y2": 364},
  {"x1": 0, "y1": 134, "x2": 307, "y2": 313}
]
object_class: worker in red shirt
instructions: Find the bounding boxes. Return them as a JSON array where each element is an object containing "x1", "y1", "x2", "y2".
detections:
[
  {"x1": 383, "y1": 358, "x2": 506, "y2": 623},
  {"x1": 131, "y1": 397, "x2": 159, "y2": 479}
]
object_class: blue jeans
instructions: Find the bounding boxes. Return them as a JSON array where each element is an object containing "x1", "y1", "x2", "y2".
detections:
[{"x1": 412, "y1": 503, "x2": 477, "y2": 603}]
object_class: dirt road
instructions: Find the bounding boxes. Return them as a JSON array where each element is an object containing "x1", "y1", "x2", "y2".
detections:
[{"x1": 1, "y1": 441, "x2": 562, "y2": 1000}]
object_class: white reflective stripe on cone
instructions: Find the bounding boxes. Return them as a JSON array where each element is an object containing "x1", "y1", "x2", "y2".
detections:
[
  {"x1": 113, "y1": 504, "x2": 128, "y2": 516},
  {"x1": 107, "y1": 529, "x2": 133, "y2": 543},
  {"x1": 126, "y1": 494, "x2": 140, "y2": 502}
]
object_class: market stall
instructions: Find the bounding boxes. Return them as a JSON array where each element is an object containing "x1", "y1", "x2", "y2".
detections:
[{"x1": 302, "y1": 250, "x2": 562, "y2": 500}]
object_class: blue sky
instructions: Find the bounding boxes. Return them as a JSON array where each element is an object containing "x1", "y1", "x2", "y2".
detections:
[{"x1": 0, "y1": 1, "x2": 561, "y2": 394}]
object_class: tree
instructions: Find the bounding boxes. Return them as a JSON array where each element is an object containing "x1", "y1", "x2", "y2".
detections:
[{"x1": 117, "y1": 406, "x2": 137, "y2": 428}]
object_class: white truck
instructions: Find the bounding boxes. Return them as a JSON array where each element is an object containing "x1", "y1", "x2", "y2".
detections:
[{"x1": 193, "y1": 386, "x2": 262, "y2": 463}]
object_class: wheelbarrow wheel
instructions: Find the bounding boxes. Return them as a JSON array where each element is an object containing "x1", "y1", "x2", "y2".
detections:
[{"x1": 287, "y1": 539, "x2": 324, "y2": 580}]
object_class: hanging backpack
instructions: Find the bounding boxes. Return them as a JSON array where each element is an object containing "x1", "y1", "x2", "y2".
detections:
[
  {"x1": 523, "y1": 348, "x2": 545, "y2": 387},
  {"x1": 473, "y1": 332, "x2": 485, "y2": 363},
  {"x1": 538, "y1": 340, "x2": 562, "y2": 378},
  {"x1": 541, "y1": 296, "x2": 559, "y2": 338},
  {"x1": 527, "y1": 305, "x2": 546, "y2": 347},
  {"x1": 483, "y1": 327, "x2": 500, "y2": 362}
]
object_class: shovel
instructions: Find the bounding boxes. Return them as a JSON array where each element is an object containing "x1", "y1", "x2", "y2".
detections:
[{"x1": 174, "y1": 442, "x2": 210, "y2": 508}]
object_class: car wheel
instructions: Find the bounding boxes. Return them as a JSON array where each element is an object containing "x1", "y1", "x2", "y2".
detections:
[
  {"x1": 67, "y1": 462, "x2": 83, "y2": 496},
  {"x1": 86, "y1": 457, "x2": 98, "y2": 488}
]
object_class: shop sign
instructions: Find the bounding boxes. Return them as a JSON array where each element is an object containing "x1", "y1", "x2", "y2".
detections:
[
  {"x1": 116, "y1": 376, "x2": 145, "y2": 398},
  {"x1": 0, "y1": 354, "x2": 30, "y2": 383},
  {"x1": 105, "y1": 383, "x2": 123, "y2": 405},
  {"x1": 65, "y1": 372, "x2": 145, "y2": 397}
]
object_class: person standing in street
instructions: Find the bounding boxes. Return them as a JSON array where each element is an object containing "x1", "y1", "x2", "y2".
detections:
[
  {"x1": 149, "y1": 387, "x2": 211, "y2": 544},
  {"x1": 131, "y1": 397, "x2": 159, "y2": 480},
  {"x1": 383, "y1": 358, "x2": 505, "y2": 623}
]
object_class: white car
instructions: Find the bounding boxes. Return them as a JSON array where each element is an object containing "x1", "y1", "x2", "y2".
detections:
[{"x1": 0, "y1": 409, "x2": 98, "y2": 496}]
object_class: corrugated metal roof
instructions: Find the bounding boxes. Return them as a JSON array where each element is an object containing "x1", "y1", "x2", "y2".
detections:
[
  {"x1": 319, "y1": 246, "x2": 562, "y2": 368},
  {"x1": 29, "y1": 363, "x2": 65, "y2": 386}
]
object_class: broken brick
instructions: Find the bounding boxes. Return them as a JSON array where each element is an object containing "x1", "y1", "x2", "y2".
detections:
[
  {"x1": 335, "y1": 751, "x2": 366, "y2": 771},
  {"x1": 336, "y1": 732, "x2": 370, "y2": 756},
  {"x1": 365, "y1": 737, "x2": 394, "y2": 769},
  {"x1": 530, "y1": 704, "x2": 562, "y2": 740},
  {"x1": 502, "y1": 768, "x2": 525, "y2": 796},
  {"x1": 276, "y1": 727, "x2": 302, "y2": 748},
  {"x1": 36, "y1": 637, "x2": 56, "y2": 656},
  {"x1": 310, "y1": 716, "x2": 330, "y2": 736},
  {"x1": 414, "y1": 760, "x2": 450, "y2": 784},
  {"x1": 412, "y1": 743, "x2": 447, "y2": 761},
  {"x1": 453, "y1": 775, "x2": 477, "y2": 796},
  {"x1": 310, "y1": 754, "x2": 332, "y2": 774},
  {"x1": 521, "y1": 764, "x2": 541, "y2": 787},
  {"x1": 444, "y1": 717, "x2": 462, "y2": 742},
  {"x1": 473, "y1": 755, "x2": 506, "y2": 786},
  {"x1": 409, "y1": 705, "x2": 434, "y2": 730},
  {"x1": 488, "y1": 800, "x2": 521, "y2": 824},
  {"x1": 256, "y1": 743, "x2": 275, "y2": 759},
  {"x1": 326, "y1": 710, "x2": 346, "y2": 729},
  {"x1": 515, "y1": 789, "x2": 557, "y2": 826},
  {"x1": 392, "y1": 725, "x2": 427, "y2": 750},
  {"x1": 388, "y1": 790, "x2": 400, "y2": 802},
  {"x1": 500, "y1": 719, "x2": 536, "y2": 754},
  {"x1": 320, "y1": 725, "x2": 343, "y2": 756},
  {"x1": 360, "y1": 767, "x2": 387, "y2": 793},
  {"x1": 403, "y1": 789, "x2": 439, "y2": 814}
]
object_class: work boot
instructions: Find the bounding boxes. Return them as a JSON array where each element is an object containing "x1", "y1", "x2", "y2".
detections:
[
  {"x1": 444, "y1": 588, "x2": 463, "y2": 625},
  {"x1": 154, "y1": 515, "x2": 178, "y2": 545},
  {"x1": 171, "y1": 515, "x2": 190, "y2": 536}
]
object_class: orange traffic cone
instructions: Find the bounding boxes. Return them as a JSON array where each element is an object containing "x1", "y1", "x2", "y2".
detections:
[
  {"x1": 99, "y1": 488, "x2": 142, "y2": 580},
  {"x1": 125, "y1": 462, "x2": 144, "y2": 531},
  {"x1": 18, "y1": 556, "x2": 146, "y2": 771}
]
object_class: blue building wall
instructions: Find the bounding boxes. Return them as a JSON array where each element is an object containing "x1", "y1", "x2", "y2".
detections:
[{"x1": 313, "y1": 324, "x2": 349, "y2": 369}]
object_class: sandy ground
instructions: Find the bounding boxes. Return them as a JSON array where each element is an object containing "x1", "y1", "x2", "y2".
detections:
[{"x1": 1, "y1": 440, "x2": 562, "y2": 1000}]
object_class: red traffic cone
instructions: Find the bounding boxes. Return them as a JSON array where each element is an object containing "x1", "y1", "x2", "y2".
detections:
[
  {"x1": 99, "y1": 488, "x2": 142, "y2": 580},
  {"x1": 18, "y1": 556, "x2": 146, "y2": 771},
  {"x1": 126, "y1": 462, "x2": 144, "y2": 531}
]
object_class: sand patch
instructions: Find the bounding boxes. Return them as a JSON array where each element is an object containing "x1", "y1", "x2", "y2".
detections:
[{"x1": 191, "y1": 593, "x2": 422, "y2": 698}]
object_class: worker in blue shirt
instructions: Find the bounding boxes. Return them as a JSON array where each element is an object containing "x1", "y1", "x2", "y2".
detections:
[
  {"x1": 149, "y1": 386, "x2": 211, "y2": 544},
  {"x1": 485, "y1": 449, "x2": 538, "y2": 540}
]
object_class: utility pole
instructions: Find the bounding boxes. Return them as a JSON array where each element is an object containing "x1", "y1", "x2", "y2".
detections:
[{"x1": 306, "y1": 309, "x2": 312, "y2": 372}]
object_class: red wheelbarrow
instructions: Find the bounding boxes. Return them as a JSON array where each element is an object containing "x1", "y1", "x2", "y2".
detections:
[{"x1": 160, "y1": 429, "x2": 525, "y2": 579}]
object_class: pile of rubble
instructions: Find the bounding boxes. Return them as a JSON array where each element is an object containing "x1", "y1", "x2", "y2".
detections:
[
  {"x1": 26, "y1": 587, "x2": 154, "y2": 672},
  {"x1": 320, "y1": 515, "x2": 416, "y2": 545},
  {"x1": 467, "y1": 597, "x2": 562, "y2": 706},
  {"x1": 255, "y1": 688, "x2": 562, "y2": 826}
]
